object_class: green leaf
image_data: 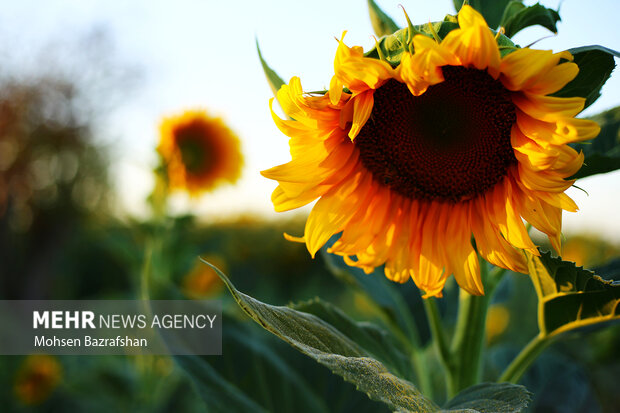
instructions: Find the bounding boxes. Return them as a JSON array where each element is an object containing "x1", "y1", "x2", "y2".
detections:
[
  {"x1": 553, "y1": 46, "x2": 619, "y2": 111},
  {"x1": 176, "y1": 315, "x2": 389, "y2": 413},
  {"x1": 499, "y1": 2, "x2": 561, "y2": 38},
  {"x1": 176, "y1": 352, "x2": 269, "y2": 413},
  {"x1": 207, "y1": 261, "x2": 531, "y2": 412},
  {"x1": 572, "y1": 105, "x2": 620, "y2": 179},
  {"x1": 442, "y1": 383, "x2": 532, "y2": 412},
  {"x1": 292, "y1": 298, "x2": 413, "y2": 380},
  {"x1": 256, "y1": 39, "x2": 286, "y2": 99},
  {"x1": 453, "y1": 0, "x2": 514, "y2": 29},
  {"x1": 204, "y1": 260, "x2": 440, "y2": 412},
  {"x1": 368, "y1": 0, "x2": 399, "y2": 37},
  {"x1": 526, "y1": 251, "x2": 620, "y2": 338}
]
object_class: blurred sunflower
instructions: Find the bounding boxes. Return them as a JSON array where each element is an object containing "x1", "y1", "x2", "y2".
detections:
[
  {"x1": 262, "y1": 6, "x2": 599, "y2": 298},
  {"x1": 486, "y1": 304, "x2": 510, "y2": 344},
  {"x1": 14, "y1": 355, "x2": 62, "y2": 405},
  {"x1": 158, "y1": 110, "x2": 243, "y2": 195}
]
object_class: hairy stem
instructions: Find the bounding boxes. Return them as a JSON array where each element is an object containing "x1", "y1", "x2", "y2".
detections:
[
  {"x1": 423, "y1": 297, "x2": 455, "y2": 396},
  {"x1": 449, "y1": 259, "x2": 491, "y2": 396},
  {"x1": 499, "y1": 334, "x2": 551, "y2": 383}
]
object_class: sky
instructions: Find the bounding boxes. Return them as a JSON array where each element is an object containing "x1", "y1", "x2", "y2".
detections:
[{"x1": 1, "y1": 0, "x2": 619, "y2": 240}]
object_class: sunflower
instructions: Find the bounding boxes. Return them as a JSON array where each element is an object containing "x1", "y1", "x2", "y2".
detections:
[
  {"x1": 261, "y1": 6, "x2": 600, "y2": 298},
  {"x1": 14, "y1": 355, "x2": 62, "y2": 405},
  {"x1": 158, "y1": 110, "x2": 243, "y2": 195}
]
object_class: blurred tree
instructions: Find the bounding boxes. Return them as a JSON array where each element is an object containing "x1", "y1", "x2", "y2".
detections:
[{"x1": 0, "y1": 28, "x2": 140, "y2": 299}]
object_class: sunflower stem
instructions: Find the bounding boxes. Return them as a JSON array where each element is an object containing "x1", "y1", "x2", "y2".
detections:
[
  {"x1": 498, "y1": 333, "x2": 551, "y2": 383},
  {"x1": 449, "y1": 258, "x2": 492, "y2": 396},
  {"x1": 388, "y1": 287, "x2": 434, "y2": 397},
  {"x1": 423, "y1": 297, "x2": 455, "y2": 396}
]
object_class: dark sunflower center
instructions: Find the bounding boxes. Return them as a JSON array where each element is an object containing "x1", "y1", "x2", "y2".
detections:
[
  {"x1": 175, "y1": 123, "x2": 214, "y2": 174},
  {"x1": 355, "y1": 65, "x2": 517, "y2": 202}
]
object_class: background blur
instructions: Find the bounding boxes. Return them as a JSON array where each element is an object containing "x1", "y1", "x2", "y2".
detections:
[
  {"x1": 0, "y1": 0, "x2": 618, "y2": 238},
  {"x1": 0, "y1": 1, "x2": 618, "y2": 412}
]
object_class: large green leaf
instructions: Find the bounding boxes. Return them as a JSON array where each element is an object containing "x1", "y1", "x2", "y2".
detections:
[
  {"x1": 292, "y1": 298, "x2": 413, "y2": 380},
  {"x1": 442, "y1": 383, "x2": 532, "y2": 412},
  {"x1": 499, "y1": 2, "x2": 561, "y2": 38},
  {"x1": 206, "y1": 261, "x2": 439, "y2": 412},
  {"x1": 526, "y1": 251, "x2": 620, "y2": 338},
  {"x1": 176, "y1": 352, "x2": 269, "y2": 413},
  {"x1": 256, "y1": 39, "x2": 286, "y2": 99},
  {"x1": 207, "y1": 261, "x2": 531, "y2": 412},
  {"x1": 553, "y1": 46, "x2": 619, "y2": 111},
  {"x1": 572, "y1": 105, "x2": 620, "y2": 179},
  {"x1": 367, "y1": 0, "x2": 399, "y2": 37},
  {"x1": 453, "y1": 0, "x2": 514, "y2": 29},
  {"x1": 176, "y1": 315, "x2": 389, "y2": 413}
]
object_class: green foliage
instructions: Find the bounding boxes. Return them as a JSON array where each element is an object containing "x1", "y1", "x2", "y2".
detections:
[
  {"x1": 572, "y1": 105, "x2": 620, "y2": 179},
  {"x1": 256, "y1": 40, "x2": 286, "y2": 99},
  {"x1": 176, "y1": 317, "x2": 346, "y2": 413},
  {"x1": 527, "y1": 251, "x2": 620, "y2": 338},
  {"x1": 207, "y1": 260, "x2": 439, "y2": 412},
  {"x1": 364, "y1": 15, "x2": 516, "y2": 67},
  {"x1": 292, "y1": 298, "x2": 413, "y2": 380},
  {"x1": 367, "y1": 0, "x2": 400, "y2": 37},
  {"x1": 321, "y1": 245, "x2": 431, "y2": 350},
  {"x1": 554, "y1": 46, "x2": 619, "y2": 111},
  {"x1": 364, "y1": 20, "x2": 459, "y2": 66},
  {"x1": 499, "y1": 2, "x2": 561, "y2": 38},
  {"x1": 453, "y1": 0, "x2": 513, "y2": 29},
  {"x1": 442, "y1": 383, "x2": 532, "y2": 412},
  {"x1": 207, "y1": 260, "x2": 532, "y2": 412}
]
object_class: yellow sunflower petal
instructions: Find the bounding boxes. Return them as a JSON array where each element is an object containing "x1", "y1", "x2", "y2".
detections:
[
  {"x1": 512, "y1": 93, "x2": 585, "y2": 122},
  {"x1": 304, "y1": 168, "x2": 374, "y2": 257},
  {"x1": 329, "y1": 76, "x2": 344, "y2": 106},
  {"x1": 471, "y1": 197, "x2": 528, "y2": 273},
  {"x1": 500, "y1": 49, "x2": 574, "y2": 92},
  {"x1": 349, "y1": 90, "x2": 374, "y2": 140},
  {"x1": 441, "y1": 5, "x2": 501, "y2": 77},
  {"x1": 399, "y1": 35, "x2": 456, "y2": 95},
  {"x1": 333, "y1": 32, "x2": 394, "y2": 94},
  {"x1": 516, "y1": 110, "x2": 600, "y2": 146},
  {"x1": 515, "y1": 192, "x2": 562, "y2": 253},
  {"x1": 446, "y1": 203, "x2": 483, "y2": 295},
  {"x1": 528, "y1": 62, "x2": 579, "y2": 95}
]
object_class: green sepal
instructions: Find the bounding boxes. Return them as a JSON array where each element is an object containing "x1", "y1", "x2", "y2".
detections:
[
  {"x1": 499, "y1": 2, "x2": 561, "y2": 38},
  {"x1": 367, "y1": 0, "x2": 400, "y2": 37},
  {"x1": 364, "y1": 18, "x2": 459, "y2": 67},
  {"x1": 553, "y1": 45, "x2": 619, "y2": 110},
  {"x1": 364, "y1": 17, "x2": 516, "y2": 66},
  {"x1": 526, "y1": 251, "x2": 620, "y2": 339},
  {"x1": 256, "y1": 39, "x2": 286, "y2": 99},
  {"x1": 571, "y1": 105, "x2": 620, "y2": 179}
]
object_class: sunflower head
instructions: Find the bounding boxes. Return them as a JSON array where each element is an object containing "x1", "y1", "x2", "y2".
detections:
[
  {"x1": 158, "y1": 110, "x2": 243, "y2": 196},
  {"x1": 262, "y1": 5, "x2": 600, "y2": 298}
]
